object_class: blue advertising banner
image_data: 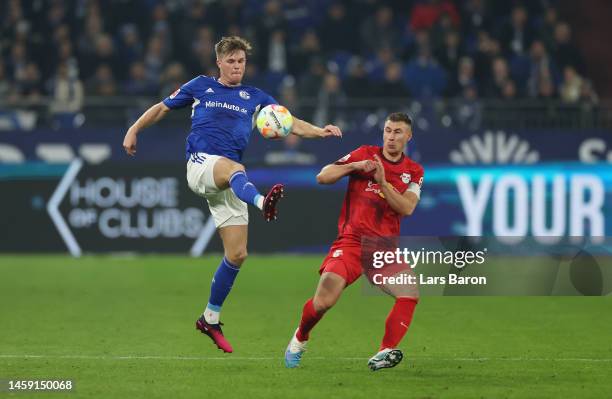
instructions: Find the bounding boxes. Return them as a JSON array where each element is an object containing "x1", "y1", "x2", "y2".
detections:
[
  {"x1": 402, "y1": 163, "x2": 611, "y2": 240},
  {"x1": 1, "y1": 161, "x2": 608, "y2": 254}
]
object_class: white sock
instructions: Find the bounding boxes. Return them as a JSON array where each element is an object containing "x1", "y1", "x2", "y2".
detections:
[
  {"x1": 203, "y1": 307, "x2": 220, "y2": 324},
  {"x1": 288, "y1": 329, "x2": 307, "y2": 353},
  {"x1": 255, "y1": 194, "x2": 264, "y2": 210}
]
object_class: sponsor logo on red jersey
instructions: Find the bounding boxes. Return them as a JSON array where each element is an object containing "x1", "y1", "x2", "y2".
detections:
[{"x1": 365, "y1": 180, "x2": 385, "y2": 198}]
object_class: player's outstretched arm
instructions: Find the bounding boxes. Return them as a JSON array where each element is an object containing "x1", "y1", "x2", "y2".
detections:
[
  {"x1": 373, "y1": 155, "x2": 420, "y2": 216},
  {"x1": 291, "y1": 117, "x2": 342, "y2": 139},
  {"x1": 123, "y1": 102, "x2": 171, "y2": 156},
  {"x1": 316, "y1": 160, "x2": 375, "y2": 185}
]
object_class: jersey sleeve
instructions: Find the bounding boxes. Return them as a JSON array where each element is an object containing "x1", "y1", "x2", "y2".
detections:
[
  {"x1": 334, "y1": 146, "x2": 372, "y2": 177},
  {"x1": 259, "y1": 91, "x2": 277, "y2": 108},
  {"x1": 162, "y1": 77, "x2": 198, "y2": 109},
  {"x1": 334, "y1": 146, "x2": 368, "y2": 165},
  {"x1": 405, "y1": 164, "x2": 424, "y2": 198}
]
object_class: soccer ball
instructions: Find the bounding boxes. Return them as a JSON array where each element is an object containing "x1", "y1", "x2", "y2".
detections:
[{"x1": 256, "y1": 104, "x2": 293, "y2": 139}]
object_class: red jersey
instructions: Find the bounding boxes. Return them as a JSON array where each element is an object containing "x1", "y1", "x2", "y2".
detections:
[{"x1": 333, "y1": 145, "x2": 424, "y2": 247}]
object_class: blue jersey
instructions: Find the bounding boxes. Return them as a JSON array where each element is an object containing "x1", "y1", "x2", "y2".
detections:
[{"x1": 162, "y1": 75, "x2": 277, "y2": 162}]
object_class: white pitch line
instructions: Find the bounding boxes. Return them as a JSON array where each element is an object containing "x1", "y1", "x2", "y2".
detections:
[{"x1": 1, "y1": 354, "x2": 611, "y2": 362}]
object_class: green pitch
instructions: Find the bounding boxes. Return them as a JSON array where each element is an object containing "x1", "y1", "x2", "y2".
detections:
[{"x1": 1, "y1": 255, "x2": 611, "y2": 398}]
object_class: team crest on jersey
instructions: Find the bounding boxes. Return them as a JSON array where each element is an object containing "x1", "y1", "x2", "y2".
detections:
[
  {"x1": 239, "y1": 90, "x2": 250, "y2": 100},
  {"x1": 169, "y1": 88, "x2": 180, "y2": 99},
  {"x1": 400, "y1": 173, "x2": 411, "y2": 184}
]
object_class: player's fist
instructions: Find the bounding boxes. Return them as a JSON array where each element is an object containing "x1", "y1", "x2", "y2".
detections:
[
  {"x1": 321, "y1": 124, "x2": 342, "y2": 138},
  {"x1": 123, "y1": 130, "x2": 138, "y2": 156}
]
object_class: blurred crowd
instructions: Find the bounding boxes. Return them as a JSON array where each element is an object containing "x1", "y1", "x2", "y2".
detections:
[{"x1": 0, "y1": 0, "x2": 599, "y2": 115}]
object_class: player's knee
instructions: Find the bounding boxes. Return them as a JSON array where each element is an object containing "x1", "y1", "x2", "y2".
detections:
[
  {"x1": 312, "y1": 296, "x2": 335, "y2": 313},
  {"x1": 226, "y1": 248, "x2": 248, "y2": 266},
  {"x1": 227, "y1": 162, "x2": 246, "y2": 178},
  {"x1": 214, "y1": 158, "x2": 246, "y2": 188}
]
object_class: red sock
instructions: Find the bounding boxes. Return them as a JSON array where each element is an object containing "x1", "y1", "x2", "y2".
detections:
[
  {"x1": 380, "y1": 297, "x2": 418, "y2": 350},
  {"x1": 296, "y1": 298, "x2": 323, "y2": 342}
]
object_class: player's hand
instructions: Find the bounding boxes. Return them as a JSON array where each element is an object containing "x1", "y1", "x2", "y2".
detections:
[
  {"x1": 321, "y1": 124, "x2": 342, "y2": 138},
  {"x1": 372, "y1": 154, "x2": 386, "y2": 184},
  {"x1": 123, "y1": 130, "x2": 138, "y2": 156},
  {"x1": 353, "y1": 160, "x2": 376, "y2": 173}
]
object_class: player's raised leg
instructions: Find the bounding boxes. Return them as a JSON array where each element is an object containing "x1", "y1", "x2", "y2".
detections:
[
  {"x1": 213, "y1": 157, "x2": 284, "y2": 221},
  {"x1": 285, "y1": 272, "x2": 346, "y2": 368},
  {"x1": 368, "y1": 271, "x2": 419, "y2": 371},
  {"x1": 196, "y1": 225, "x2": 248, "y2": 353}
]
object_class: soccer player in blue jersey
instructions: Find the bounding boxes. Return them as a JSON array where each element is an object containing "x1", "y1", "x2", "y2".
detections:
[{"x1": 122, "y1": 36, "x2": 341, "y2": 353}]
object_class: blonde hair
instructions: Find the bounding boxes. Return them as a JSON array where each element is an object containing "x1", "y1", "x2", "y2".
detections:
[{"x1": 215, "y1": 36, "x2": 252, "y2": 59}]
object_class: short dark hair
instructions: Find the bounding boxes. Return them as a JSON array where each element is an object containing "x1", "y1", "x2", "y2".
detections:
[
  {"x1": 386, "y1": 112, "x2": 412, "y2": 126},
  {"x1": 215, "y1": 36, "x2": 252, "y2": 59}
]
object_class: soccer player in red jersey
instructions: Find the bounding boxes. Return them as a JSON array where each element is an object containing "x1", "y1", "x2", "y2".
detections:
[{"x1": 284, "y1": 112, "x2": 424, "y2": 371}]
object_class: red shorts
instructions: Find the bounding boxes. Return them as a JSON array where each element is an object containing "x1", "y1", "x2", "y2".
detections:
[
  {"x1": 319, "y1": 245, "x2": 363, "y2": 285},
  {"x1": 319, "y1": 244, "x2": 414, "y2": 287}
]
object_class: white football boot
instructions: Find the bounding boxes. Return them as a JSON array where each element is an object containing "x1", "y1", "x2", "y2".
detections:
[
  {"x1": 284, "y1": 329, "x2": 307, "y2": 368},
  {"x1": 367, "y1": 348, "x2": 404, "y2": 371}
]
